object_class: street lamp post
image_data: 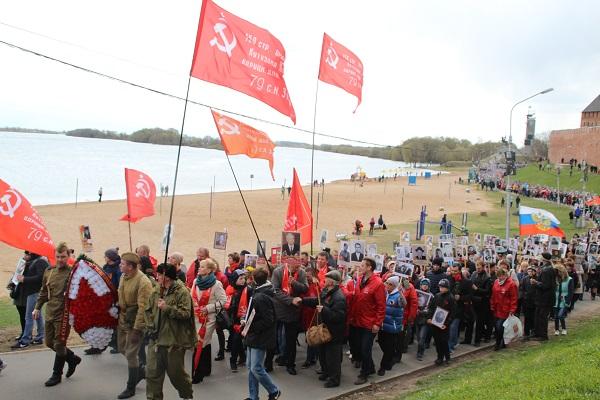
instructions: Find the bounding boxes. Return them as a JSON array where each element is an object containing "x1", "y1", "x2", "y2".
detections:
[{"x1": 505, "y1": 88, "x2": 554, "y2": 244}]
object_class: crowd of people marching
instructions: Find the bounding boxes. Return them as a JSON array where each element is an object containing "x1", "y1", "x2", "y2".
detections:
[{"x1": 4, "y1": 227, "x2": 597, "y2": 399}]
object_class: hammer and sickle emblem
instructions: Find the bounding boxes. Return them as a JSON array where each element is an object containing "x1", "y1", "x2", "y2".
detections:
[
  {"x1": 210, "y1": 16, "x2": 237, "y2": 58},
  {"x1": 325, "y1": 42, "x2": 339, "y2": 69},
  {"x1": 0, "y1": 189, "x2": 22, "y2": 218},
  {"x1": 218, "y1": 117, "x2": 240, "y2": 135},
  {"x1": 135, "y1": 175, "x2": 151, "y2": 199}
]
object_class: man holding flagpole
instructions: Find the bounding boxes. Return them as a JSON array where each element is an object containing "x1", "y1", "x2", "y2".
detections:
[{"x1": 518, "y1": 206, "x2": 561, "y2": 342}]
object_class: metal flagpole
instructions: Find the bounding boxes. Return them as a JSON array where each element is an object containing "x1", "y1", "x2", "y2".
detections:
[
  {"x1": 163, "y1": 75, "x2": 192, "y2": 264},
  {"x1": 309, "y1": 80, "x2": 320, "y2": 255},
  {"x1": 224, "y1": 151, "x2": 270, "y2": 269}
]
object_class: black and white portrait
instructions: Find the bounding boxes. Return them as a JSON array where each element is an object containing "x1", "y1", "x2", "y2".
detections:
[
  {"x1": 339, "y1": 241, "x2": 351, "y2": 262},
  {"x1": 350, "y1": 240, "x2": 366, "y2": 262}
]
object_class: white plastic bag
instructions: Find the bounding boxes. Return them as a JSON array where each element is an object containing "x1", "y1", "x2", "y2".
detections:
[{"x1": 502, "y1": 315, "x2": 523, "y2": 344}]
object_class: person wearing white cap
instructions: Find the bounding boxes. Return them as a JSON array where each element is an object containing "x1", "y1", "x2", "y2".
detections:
[{"x1": 377, "y1": 276, "x2": 405, "y2": 376}]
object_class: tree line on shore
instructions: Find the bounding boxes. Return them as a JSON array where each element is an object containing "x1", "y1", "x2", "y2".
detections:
[{"x1": 3, "y1": 126, "x2": 542, "y2": 164}]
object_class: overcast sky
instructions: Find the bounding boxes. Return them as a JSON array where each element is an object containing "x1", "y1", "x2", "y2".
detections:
[{"x1": 1, "y1": 0, "x2": 599, "y2": 147}]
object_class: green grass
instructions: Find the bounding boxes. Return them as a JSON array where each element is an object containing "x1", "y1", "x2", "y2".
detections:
[
  {"x1": 399, "y1": 316, "x2": 600, "y2": 400},
  {"x1": 364, "y1": 185, "x2": 588, "y2": 254},
  {"x1": 516, "y1": 164, "x2": 600, "y2": 194},
  {"x1": 0, "y1": 298, "x2": 20, "y2": 329}
]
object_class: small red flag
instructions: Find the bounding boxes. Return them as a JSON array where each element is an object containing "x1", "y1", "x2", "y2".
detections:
[
  {"x1": 0, "y1": 179, "x2": 56, "y2": 264},
  {"x1": 191, "y1": 0, "x2": 296, "y2": 123},
  {"x1": 318, "y1": 33, "x2": 364, "y2": 111},
  {"x1": 211, "y1": 110, "x2": 276, "y2": 180},
  {"x1": 284, "y1": 169, "x2": 312, "y2": 246},
  {"x1": 120, "y1": 168, "x2": 156, "y2": 223}
]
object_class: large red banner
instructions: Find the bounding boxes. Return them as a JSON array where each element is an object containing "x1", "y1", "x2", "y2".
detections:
[
  {"x1": 191, "y1": 0, "x2": 296, "y2": 123},
  {"x1": 318, "y1": 33, "x2": 364, "y2": 111},
  {"x1": 284, "y1": 169, "x2": 312, "y2": 246},
  {"x1": 211, "y1": 110, "x2": 276, "y2": 180},
  {"x1": 120, "y1": 168, "x2": 156, "y2": 223},
  {"x1": 0, "y1": 179, "x2": 56, "y2": 263}
]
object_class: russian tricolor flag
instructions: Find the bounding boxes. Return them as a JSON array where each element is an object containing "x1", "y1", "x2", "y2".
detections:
[{"x1": 519, "y1": 206, "x2": 565, "y2": 237}]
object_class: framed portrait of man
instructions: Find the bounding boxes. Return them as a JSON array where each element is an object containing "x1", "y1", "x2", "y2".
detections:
[
  {"x1": 422, "y1": 235, "x2": 433, "y2": 249},
  {"x1": 339, "y1": 240, "x2": 351, "y2": 264},
  {"x1": 394, "y1": 262, "x2": 414, "y2": 278},
  {"x1": 79, "y1": 225, "x2": 94, "y2": 253},
  {"x1": 350, "y1": 240, "x2": 366, "y2": 264},
  {"x1": 374, "y1": 254, "x2": 384, "y2": 272},
  {"x1": 281, "y1": 231, "x2": 301, "y2": 256},
  {"x1": 416, "y1": 289, "x2": 433, "y2": 309},
  {"x1": 213, "y1": 231, "x2": 228, "y2": 250},
  {"x1": 244, "y1": 254, "x2": 258, "y2": 269},
  {"x1": 431, "y1": 307, "x2": 449, "y2": 328},
  {"x1": 319, "y1": 230, "x2": 329, "y2": 249},
  {"x1": 256, "y1": 240, "x2": 267, "y2": 258},
  {"x1": 412, "y1": 245, "x2": 427, "y2": 264},
  {"x1": 367, "y1": 244, "x2": 378, "y2": 257},
  {"x1": 401, "y1": 231, "x2": 411, "y2": 242}
]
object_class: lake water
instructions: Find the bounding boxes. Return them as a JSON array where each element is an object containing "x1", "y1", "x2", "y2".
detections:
[{"x1": 1, "y1": 132, "x2": 438, "y2": 205}]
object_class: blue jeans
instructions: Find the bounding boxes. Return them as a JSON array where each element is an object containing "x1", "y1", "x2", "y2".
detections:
[
  {"x1": 247, "y1": 347, "x2": 279, "y2": 400},
  {"x1": 21, "y1": 292, "x2": 44, "y2": 345},
  {"x1": 554, "y1": 307, "x2": 567, "y2": 330},
  {"x1": 448, "y1": 318, "x2": 461, "y2": 351},
  {"x1": 416, "y1": 323, "x2": 430, "y2": 356}
]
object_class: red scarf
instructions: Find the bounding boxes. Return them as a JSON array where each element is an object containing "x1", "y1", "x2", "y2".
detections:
[
  {"x1": 192, "y1": 283, "x2": 212, "y2": 369},
  {"x1": 281, "y1": 267, "x2": 298, "y2": 295},
  {"x1": 237, "y1": 287, "x2": 249, "y2": 319},
  {"x1": 318, "y1": 266, "x2": 329, "y2": 288},
  {"x1": 453, "y1": 273, "x2": 462, "y2": 282}
]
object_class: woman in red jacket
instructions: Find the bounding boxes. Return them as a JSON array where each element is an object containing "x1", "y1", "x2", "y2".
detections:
[{"x1": 490, "y1": 268, "x2": 518, "y2": 351}]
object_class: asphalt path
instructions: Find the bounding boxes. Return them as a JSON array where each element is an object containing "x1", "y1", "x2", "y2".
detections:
[{"x1": 1, "y1": 295, "x2": 597, "y2": 400}]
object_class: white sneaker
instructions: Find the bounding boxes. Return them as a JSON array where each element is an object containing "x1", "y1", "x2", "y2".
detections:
[
  {"x1": 554, "y1": 330, "x2": 560, "y2": 336},
  {"x1": 561, "y1": 329, "x2": 567, "y2": 335}
]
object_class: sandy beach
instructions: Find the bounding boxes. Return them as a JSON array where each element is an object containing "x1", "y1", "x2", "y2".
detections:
[{"x1": 0, "y1": 173, "x2": 490, "y2": 296}]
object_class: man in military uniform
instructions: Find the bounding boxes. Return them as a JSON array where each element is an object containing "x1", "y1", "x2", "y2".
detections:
[
  {"x1": 117, "y1": 252, "x2": 153, "y2": 399},
  {"x1": 33, "y1": 242, "x2": 81, "y2": 387},
  {"x1": 145, "y1": 263, "x2": 196, "y2": 400}
]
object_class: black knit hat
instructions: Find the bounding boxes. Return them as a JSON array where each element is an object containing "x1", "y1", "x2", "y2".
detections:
[{"x1": 157, "y1": 263, "x2": 177, "y2": 280}]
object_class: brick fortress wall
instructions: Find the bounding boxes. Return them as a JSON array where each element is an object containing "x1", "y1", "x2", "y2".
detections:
[{"x1": 548, "y1": 127, "x2": 600, "y2": 166}]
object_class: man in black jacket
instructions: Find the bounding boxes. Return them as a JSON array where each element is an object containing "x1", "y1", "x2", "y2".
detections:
[
  {"x1": 11, "y1": 252, "x2": 48, "y2": 349},
  {"x1": 294, "y1": 270, "x2": 346, "y2": 388},
  {"x1": 520, "y1": 266, "x2": 537, "y2": 337},
  {"x1": 471, "y1": 261, "x2": 492, "y2": 345},
  {"x1": 426, "y1": 258, "x2": 446, "y2": 295},
  {"x1": 271, "y1": 263, "x2": 308, "y2": 375},
  {"x1": 531, "y1": 253, "x2": 556, "y2": 341},
  {"x1": 243, "y1": 269, "x2": 281, "y2": 400}
]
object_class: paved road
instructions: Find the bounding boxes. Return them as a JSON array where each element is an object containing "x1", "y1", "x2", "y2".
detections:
[{"x1": 1, "y1": 296, "x2": 597, "y2": 400}]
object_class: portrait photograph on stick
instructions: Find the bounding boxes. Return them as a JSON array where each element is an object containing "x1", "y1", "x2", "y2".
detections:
[
  {"x1": 213, "y1": 231, "x2": 228, "y2": 250},
  {"x1": 281, "y1": 231, "x2": 301, "y2": 256}
]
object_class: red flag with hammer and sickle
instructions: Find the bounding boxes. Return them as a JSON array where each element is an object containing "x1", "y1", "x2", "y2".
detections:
[
  {"x1": 120, "y1": 168, "x2": 156, "y2": 223},
  {"x1": 191, "y1": 0, "x2": 296, "y2": 123},
  {"x1": 211, "y1": 110, "x2": 276, "y2": 180},
  {"x1": 318, "y1": 33, "x2": 364, "y2": 112},
  {"x1": 284, "y1": 169, "x2": 312, "y2": 246},
  {"x1": 0, "y1": 179, "x2": 56, "y2": 264}
]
